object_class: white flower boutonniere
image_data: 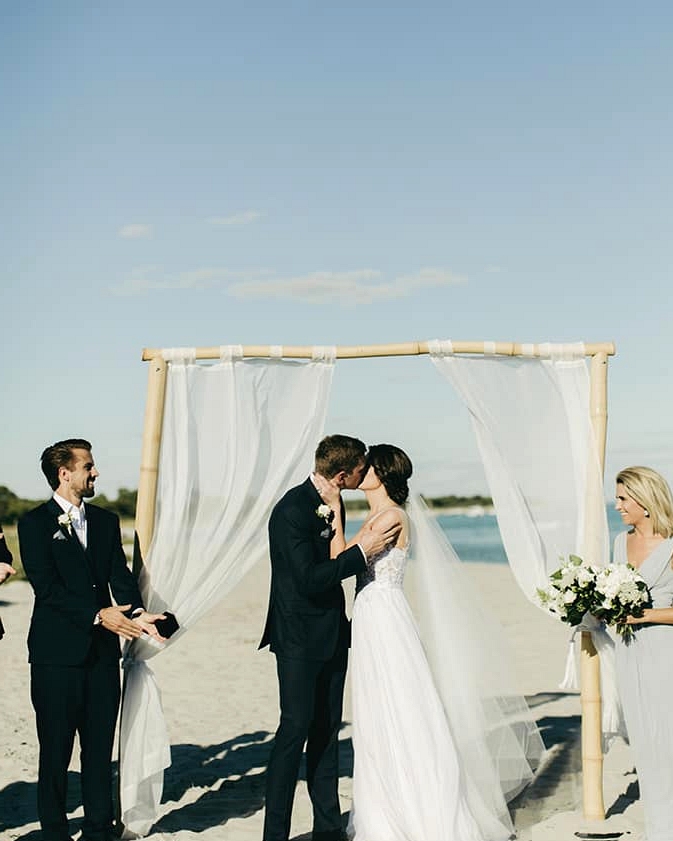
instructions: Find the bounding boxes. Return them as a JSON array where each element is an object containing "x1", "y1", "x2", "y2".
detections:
[
  {"x1": 316, "y1": 504, "x2": 334, "y2": 540},
  {"x1": 57, "y1": 511, "x2": 74, "y2": 535},
  {"x1": 316, "y1": 504, "x2": 333, "y2": 522}
]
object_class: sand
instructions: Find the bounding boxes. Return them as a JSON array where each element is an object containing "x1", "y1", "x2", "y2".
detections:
[{"x1": 0, "y1": 561, "x2": 644, "y2": 841}]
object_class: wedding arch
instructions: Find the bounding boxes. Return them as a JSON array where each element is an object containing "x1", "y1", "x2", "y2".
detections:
[{"x1": 120, "y1": 339, "x2": 616, "y2": 836}]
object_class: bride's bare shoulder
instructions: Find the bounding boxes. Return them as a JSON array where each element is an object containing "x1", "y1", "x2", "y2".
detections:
[{"x1": 368, "y1": 506, "x2": 406, "y2": 531}]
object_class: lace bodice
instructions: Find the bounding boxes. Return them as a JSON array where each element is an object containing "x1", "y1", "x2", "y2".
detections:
[{"x1": 356, "y1": 543, "x2": 409, "y2": 594}]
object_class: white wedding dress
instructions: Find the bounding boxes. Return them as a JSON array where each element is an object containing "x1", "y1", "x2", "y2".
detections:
[{"x1": 347, "y1": 505, "x2": 520, "y2": 841}]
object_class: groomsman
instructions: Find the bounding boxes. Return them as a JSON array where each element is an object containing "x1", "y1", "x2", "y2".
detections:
[
  {"x1": 260, "y1": 435, "x2": 400, "y2": 841},
  {"x1": 18, "y1": 438, "x2": 165, "y2": 841}
]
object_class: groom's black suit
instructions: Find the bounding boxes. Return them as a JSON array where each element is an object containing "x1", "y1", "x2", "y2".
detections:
[
  {"x1": 18, "y1": 498, "x2": 144, "y2": 841},
  {"x1": 260, "y1": 478, "x2": 365, "y2": 841}
]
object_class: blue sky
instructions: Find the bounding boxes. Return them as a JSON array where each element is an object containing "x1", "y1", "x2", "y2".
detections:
[{"x1": 2, "y1": 1, "x2": 671, "y2": 501}]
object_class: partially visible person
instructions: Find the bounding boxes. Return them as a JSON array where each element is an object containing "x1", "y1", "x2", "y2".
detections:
[
  {"x1": 260, "y1": 434, "x2": 400, "y2": 841},
  {"x1": 614, "y1": 465, "x2": 673, "y2": 841},
  {"x1": 19, "y1": 438, "x2": 166, "y2": 841},
  {"x1": 0, "y1": 523, "x2": 17, "y2": 639}
]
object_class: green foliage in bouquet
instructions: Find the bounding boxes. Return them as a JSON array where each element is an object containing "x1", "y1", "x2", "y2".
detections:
[
  {"x1": 536, "y1": 554, "x2": 601, "y2": 627},
  {"x1": 590, "y1": 564, "x2": 651, "y2": 643}
]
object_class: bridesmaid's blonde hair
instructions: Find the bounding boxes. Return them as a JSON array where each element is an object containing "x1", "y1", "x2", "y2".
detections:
[{"x1": 616, "y1": 466, "x2": 673, "y2": 539}]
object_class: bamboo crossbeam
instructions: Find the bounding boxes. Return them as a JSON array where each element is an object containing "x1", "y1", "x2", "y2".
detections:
[{"x1": 142, "y1": 340, "x2": 616, "y2": 362}]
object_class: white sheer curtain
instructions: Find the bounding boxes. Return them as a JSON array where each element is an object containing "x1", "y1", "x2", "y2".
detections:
[
  {"x1": 428, "y1": 341, "x2": 623, "y2": 745},
  {"x1": 429, "y1": 341, "x2": 608, "y2": 594},
  {"x1": 119, "y1": 347, "x2": 335, "y2": 836}
]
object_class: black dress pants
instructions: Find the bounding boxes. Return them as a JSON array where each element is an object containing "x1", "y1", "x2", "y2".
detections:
[
  {"x1": 263, "y1": 646, "x2": 348, "y2": 841},
  {"x1": 30, "y1": 648, "x2": 121, "y2": 841}
]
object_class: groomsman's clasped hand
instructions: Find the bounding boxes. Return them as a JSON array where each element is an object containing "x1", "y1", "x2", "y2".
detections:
[{"x1": 97, "y1": 603, "x2": 168, "y2": 642}]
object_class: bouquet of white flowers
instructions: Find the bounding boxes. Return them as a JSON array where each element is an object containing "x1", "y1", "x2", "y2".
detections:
[
  {"x1": 591, "y1": 564, "x2": 650, "y2": 642},
  {"x1": 536, "y1": 554, "x2": 602, "y2": 627},
  {"x1": 536, "y1": 555, "x2": 650, "y2": 643}
]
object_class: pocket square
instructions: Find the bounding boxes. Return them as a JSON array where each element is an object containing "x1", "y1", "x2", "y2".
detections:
[{"x1": 52, "y1": 530, "x2": 67, "y2": 541}]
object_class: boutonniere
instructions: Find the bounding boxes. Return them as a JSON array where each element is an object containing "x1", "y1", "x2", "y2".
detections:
[
  {"x1": 316, "y1": 504, "x2": 334, "y2": 522},
  {"x1": 57, "y1": 511, "x2": 74, "y2": 536},
  {"x1": 316, "y1": 505, "x2": 335, "y2": 540}
]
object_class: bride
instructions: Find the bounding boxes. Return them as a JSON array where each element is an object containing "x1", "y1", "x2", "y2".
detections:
[{"x1": 317, "y1": 443, "x2": 543, "y2": 840}]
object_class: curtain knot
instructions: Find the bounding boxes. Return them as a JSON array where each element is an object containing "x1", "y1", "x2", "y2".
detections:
[
  {"x1": 312, "y1": 345, "x2": 336, "y2": 361},
  {"x1": 219, "y1": 345, "x2": 244, "y2": 361},
  {"x1": 121, "y1": 650, "x2": 137, "y2": 670},
  {"x1": 162, "y1": 347, "x2": 196, "y2": 363},
  {"x1": 550, "y1": 341, "x2": 586, "y2": 361},
  {"x1": 427, "y1": 339, "x2": 454, "y2": 356}
]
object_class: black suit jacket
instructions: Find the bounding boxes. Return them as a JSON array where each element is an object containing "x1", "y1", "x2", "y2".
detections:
[
  {"x1": 0, "y1": 527, "x2": 12, "y2": 565},
  {"x1": 259, "y1": 478, "x2": 365, "y2": 661},
  {"x1": 18, "y1": 499, "x2": 143, "y2": 666}
]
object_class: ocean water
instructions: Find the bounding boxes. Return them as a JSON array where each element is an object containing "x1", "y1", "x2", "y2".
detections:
[
  {"x1": 347, "y1": 505, "x2": 625, "y2": 565},
  {"x1": 437, "y1": 505, "x2": 625, "y2": 564}
]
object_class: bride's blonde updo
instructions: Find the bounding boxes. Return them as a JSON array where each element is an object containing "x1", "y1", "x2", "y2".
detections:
[{"x1": 367, "y1": 444, "x2": 413, "y2": 505}]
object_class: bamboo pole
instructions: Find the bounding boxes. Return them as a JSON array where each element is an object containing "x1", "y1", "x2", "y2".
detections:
[
  {"x1": 580, "y1": 351, "x2": 610, "y2": 820},
  {"x1": 133, "y1": 354, "x2": 169, "y2": 576},
  {"x1": 142, "y1": 340, "x2": 616, "y2": 361},
  {"x1": 118, "y1": 357, "x2": 169, "y2": 830}
]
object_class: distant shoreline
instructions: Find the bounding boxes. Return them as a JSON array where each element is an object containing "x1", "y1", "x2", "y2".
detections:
[{"x1": 346, "y1": 504, "x2": 496, "y2": 520}]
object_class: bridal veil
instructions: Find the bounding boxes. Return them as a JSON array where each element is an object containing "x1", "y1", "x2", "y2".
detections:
[{"x1": 405, "y1": 494, "x2": 545, "y2": 835}]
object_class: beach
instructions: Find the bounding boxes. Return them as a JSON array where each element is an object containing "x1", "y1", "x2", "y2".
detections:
[{"x1": 0, "y1": 560, "x2": 643, "y2": 841}]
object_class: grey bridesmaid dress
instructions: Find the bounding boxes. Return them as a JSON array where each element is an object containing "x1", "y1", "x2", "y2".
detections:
[{"x1": 613, "y1": 532, "x2": 673, "y2": 841}]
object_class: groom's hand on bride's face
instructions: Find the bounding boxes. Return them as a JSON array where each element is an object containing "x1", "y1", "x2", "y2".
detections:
[{"x1": 358, "y1": 523, "x2": 401, "y2": 558}]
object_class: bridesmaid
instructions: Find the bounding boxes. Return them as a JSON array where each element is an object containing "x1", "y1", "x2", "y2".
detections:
[{"x1": 613, "y1": 466, "x2": 673, "y2": 841}]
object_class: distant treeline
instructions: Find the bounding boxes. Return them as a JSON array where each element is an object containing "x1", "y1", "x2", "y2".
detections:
[
  {"x1": 345, "y1": 494, "x2": 493, "y2": 511},
  {"x1": 0, "y1": 486, "x2": 493, "y2": 525},
  {"x1": 0, "y1": 486, "x2": 138, "y2": 525}
]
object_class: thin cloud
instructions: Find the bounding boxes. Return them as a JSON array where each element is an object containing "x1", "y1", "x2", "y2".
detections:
[
  {"x1": 208, "y1": 210, "x2": 263, "y2": 226},
  {"x1": 227, "y1": 267, "x2": 466, "y2": 305},
  {"x1": 485, "y1": 265, "x2": 503, "y2": 273},
  {"x1": 109, "y1": 264, "x2": 466, "y2": 301},
  {"x1": 110, "y1": 266, "x2": 229, "y2": 295},
  {"x1": 118, "y1": 223, "x2": 153, "y2": 239}
]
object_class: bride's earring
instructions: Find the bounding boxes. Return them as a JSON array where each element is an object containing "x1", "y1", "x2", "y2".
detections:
[{"x1": 643, "y1": 508, "x2": 650, "y2": 518}]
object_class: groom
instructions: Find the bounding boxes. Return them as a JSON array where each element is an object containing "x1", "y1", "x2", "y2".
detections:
[{"x1": 260, "y1": 434, "x2": 400, "y2": 841}]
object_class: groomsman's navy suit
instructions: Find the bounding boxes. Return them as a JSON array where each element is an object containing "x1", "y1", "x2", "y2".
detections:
[
  {"x1": 19, "y1": 498, "x2": 144, "y2": 841},
  {"x1": 260, "y1": 478, "x2": 365, "y2": 841}
]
